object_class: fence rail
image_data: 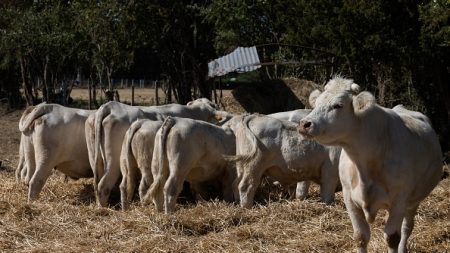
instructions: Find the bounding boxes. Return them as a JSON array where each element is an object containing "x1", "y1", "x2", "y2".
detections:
[{"x1": 74, "y1": 79, "x2": 159, "y2": 89}]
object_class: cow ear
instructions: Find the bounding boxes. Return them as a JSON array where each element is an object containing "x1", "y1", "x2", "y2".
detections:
[
  {"x1": 187, "y1": 101, "x2": 193, "y2": 106},
  {"x1": 308, "y1": 89, "x2": 321, "y2": 108},
  {"x1": 353, "y1": 91, "x2": 375, "y2": 115},
  {"x1": 350, "y1": 83, "x2": 360, "y2": 94}
]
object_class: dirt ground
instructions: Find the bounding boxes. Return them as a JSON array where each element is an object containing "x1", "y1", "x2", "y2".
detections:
[{"x1": 0, "y1": 85, "x2": 449, "y2": 252}]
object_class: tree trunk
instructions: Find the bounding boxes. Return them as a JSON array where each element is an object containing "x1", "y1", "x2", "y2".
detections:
[
  {"x1": 155, "y1": 80, "x2": 159, "y2": 105},
  {"x1": 88, "y1": 79, "x2": 92, "y2": 110},
  {"x1": 196, "y1": 62, "x2": 211, "y2": 100},
  {"x1": 42, "y1": 55, "x2": 49, "y2": 102},
  {"x1": 19, "y1": 57, "x2": 34, "y2": 105}
]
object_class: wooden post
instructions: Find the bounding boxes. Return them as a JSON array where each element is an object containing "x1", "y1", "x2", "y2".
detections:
[
  {"x1": 155, "y1": 80, "x2": 159, "y2": 105},
  {"x1": 131, "y1": 80, "x2": 135, "y2": 106},
  {"x1": 88, "y1": 78, "x2": 92, "y2": 109},
  {"x1": 219, "y1": 76, "x2": 223, "y2": 101},
  {"x1": 212, "y1": 78, "x2": 218, "y2": 105}
]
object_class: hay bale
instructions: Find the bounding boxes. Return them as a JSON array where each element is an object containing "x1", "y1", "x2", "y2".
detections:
[{"x1": 219, "y1": 78, "x2": 320, "y2": 114}]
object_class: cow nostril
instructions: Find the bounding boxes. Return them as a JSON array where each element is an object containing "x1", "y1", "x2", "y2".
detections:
[{"x1": 303, "y1": 121, "x2": 311, "y2": 129}]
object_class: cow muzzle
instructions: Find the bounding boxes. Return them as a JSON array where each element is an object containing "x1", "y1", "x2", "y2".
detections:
[{"x1": 298, "y1": 119, "x2": 313, "y2": 137}]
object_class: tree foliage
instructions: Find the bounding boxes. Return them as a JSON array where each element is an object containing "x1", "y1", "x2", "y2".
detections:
[{"x1": 0, "y1": 0, "x2": 448, "y2": 149}]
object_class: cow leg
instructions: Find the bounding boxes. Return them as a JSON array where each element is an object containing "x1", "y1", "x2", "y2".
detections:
[
  {"x1": 232, "y1": 169, "x2": 243, "y2": 203},
  {"x1": 119, "y1": 170, "x2": 129, "y2": 211},
  {"x1": 164, "y1": 173, "x2": 186, "y2": 213},
  {"x1": 295, "y1": 181, "x2": 310, "y2": 200},
  {"x1": 139, "y1": 169, "x2": 153, "y2": 203},
  {"x1": 120, "y1": 162, "x2": 139, "y2": 211},
  {"x1": 399, "y1": 205, "x2": 418, "y2": 253},
  {"x1": 20, "y1": 163, "x2": 28, "y2": 183},
  {"x1": 92, "y1": 158, "x2": 105, "y2": 207},
  {"x1": 222, "y1": 169, "x2": 236, "y2": 203},
  {"x1": 319, "y1": 162, "x2": 339, "y2": 204},
  {"x1": 147, "y1": 182, "x2": 164, "y2": 212},
  {"x1": 28, "y1": 160, "x2": 53, "y2": 201},
  {"x1": 343, "y1": 189, "x2": 370, "y2": 253},
  {"x1": 384, "y1": 203, "x2": 406, "y2": 253},
  {"x1": 24, "y1": 138, "x2": 35, "y2": 185},
  {"x1": 16, "y1": 138, "x2": 26, "y2": 183},
  {"x1": 238, "y1": 167, "x2": 264, "y2": 208},
  {"x1": 97, "y1": 164, "x2": 121, "y2": 207}
]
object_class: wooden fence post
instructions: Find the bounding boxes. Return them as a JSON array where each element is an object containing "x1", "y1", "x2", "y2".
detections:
[
  {"x1": 131, "y1": 80, "x2": 135, "y2": 106},
  {"x1": 155, "y1": 80, "x2": 159, "y2": 105},
  {"x1": 88, "y1": 78, "x2": 92, "y2": 109}
]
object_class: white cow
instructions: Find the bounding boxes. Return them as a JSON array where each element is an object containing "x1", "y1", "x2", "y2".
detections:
[
  {"x1": 268, "y1": 109, "x2": 317, "y2": 200},
  {"x1": 227, "y1": 114, "x2": 340, "y2": 208},
  {"x1": 119, "y1": 119, "x2": 163, "y2": 210},
  {"x1": 148, "y1": 116, "x2": 236, "y2": 213},
  {"x1": 89, "y1": 98, "x2": 220, "y2": 207},
  {"x1": 19, "y1": 103, "x2": 94, "y2": 201},
  {"x1": 268, "y1": 109, "x2": 311, "y2": 123},
  {"x1": 298, "y1": 77, "x2": 442, "y2": 253}
]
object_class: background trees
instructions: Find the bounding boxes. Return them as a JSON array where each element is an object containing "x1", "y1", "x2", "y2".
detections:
[{"x1": 0, "y1": 0, "x2": 448, "y2": 150}]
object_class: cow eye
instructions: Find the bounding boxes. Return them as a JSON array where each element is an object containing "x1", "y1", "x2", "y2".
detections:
[{"x1": 332, "y1": 103, "x2": 343, "y2": 109}]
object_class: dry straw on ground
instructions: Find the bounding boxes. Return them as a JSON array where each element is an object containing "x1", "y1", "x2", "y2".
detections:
[{"x1": 0, "y1": 83, "x2": 449, "y2": 252}]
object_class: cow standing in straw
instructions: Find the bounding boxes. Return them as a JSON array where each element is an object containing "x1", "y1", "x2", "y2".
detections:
[{"x1": 298, "y1": 77, "x2": 442, "y2": 253}]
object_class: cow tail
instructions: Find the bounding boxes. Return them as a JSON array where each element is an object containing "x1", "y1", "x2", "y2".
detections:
[
  {"x1": 18, "y1": 103, "x2": 48, "y2": 132},
  {"x1": 223, "y1": 114, "x2": 259, "y2": 165},
  {"x1": 148, "y1": 116, "x2": 175, "y2": 203},
  {"x1": 93, "y1": 105, "x2": 109, "y2": 185},
  {"x1": 120, "y1": 119, "x2": 144, "y2": 201}
]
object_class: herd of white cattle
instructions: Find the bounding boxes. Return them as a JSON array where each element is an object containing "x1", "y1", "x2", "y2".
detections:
[{"x1": 15, "y1": 77, "x2": 443, "y2": 253}]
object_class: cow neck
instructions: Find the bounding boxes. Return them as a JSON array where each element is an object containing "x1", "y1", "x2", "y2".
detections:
[{"x1": 340, "y1": 105, "x2": 389, "y2": 168}]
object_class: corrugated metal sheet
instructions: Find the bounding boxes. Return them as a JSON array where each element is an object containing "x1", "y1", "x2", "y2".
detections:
[{"x1": 208, "y1": 46, "x2": 261, "y2": 78}]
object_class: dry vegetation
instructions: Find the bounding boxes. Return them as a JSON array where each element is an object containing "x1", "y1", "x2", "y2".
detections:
[{"x1": 0, "y1": 82, "x2": 449, "y2": 252}]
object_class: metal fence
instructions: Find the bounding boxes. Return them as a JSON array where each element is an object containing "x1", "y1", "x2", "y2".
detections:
[{"x1": 75, "y1": 78, "x2": 158, "y2": 89}]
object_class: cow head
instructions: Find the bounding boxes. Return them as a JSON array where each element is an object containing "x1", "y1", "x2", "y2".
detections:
[
  {"x1": 298, "y1": 77, "x2": 376, "y2": 145},
  {"x1": 187, "y1": 98, "x2": 219, "y2": 110}
]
